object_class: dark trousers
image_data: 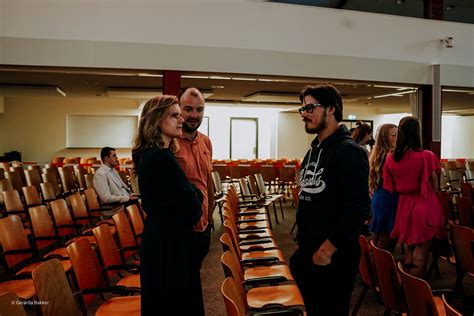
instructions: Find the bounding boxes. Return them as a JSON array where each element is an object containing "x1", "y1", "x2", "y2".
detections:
[
  {"x1": 189, "y1": 225, "x2": 212, "y2": 316},
  {"x1": 289, "y1": 245, "x2": 360, "y2": 316}
]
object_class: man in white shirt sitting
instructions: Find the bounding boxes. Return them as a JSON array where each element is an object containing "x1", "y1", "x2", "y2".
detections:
[{"x1": 93, "y1": 147, "x2": 135, "y2": 209}]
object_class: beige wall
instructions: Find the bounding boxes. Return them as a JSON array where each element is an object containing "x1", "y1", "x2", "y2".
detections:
[{"x1": 0, "y1": 96, "x2": 140, "y2": 163}]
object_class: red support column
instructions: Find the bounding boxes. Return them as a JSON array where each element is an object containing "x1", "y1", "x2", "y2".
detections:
[
  {"x1": 424, "y1": 0, "x2": 443, "y2": 20},
  {"x1": 420, "y1": 85, "x2": 441, "y2": 158},
  {"x1": 163, "y1": 70, "x2": 181, "y2": 97}
]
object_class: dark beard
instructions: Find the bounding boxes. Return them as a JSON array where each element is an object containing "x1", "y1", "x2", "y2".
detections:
[
  {"x1": 305, "y1": 108, "x2": 327, "y2": 134},
  {"x1": 183, "y1": 121, "x2": 199, "y2": 133}
]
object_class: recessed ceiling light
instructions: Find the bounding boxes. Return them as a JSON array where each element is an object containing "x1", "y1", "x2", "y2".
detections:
[{"x1": 395, "y1": 0, "x2": 405, "y2": 4}]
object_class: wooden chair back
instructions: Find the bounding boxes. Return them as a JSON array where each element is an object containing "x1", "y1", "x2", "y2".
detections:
[
  {"x1": 358, "y1": 235, "x2": 378, "y2": 289},
  {"x1": 126, "y1": 204, "x2": 144, "y2": 244},
  {"x1": 461, "y1": 182, "x2": 472, "y2": 199},
  {"x1": 0, "y1": 178, "x2": 13, "y2": 206},
  {"x1": 450, "y1": 223, "x2": 474, "y2": 274},
  {"x1": 59, "y1": 166, "x2": 77, "y2": 194},
  {"x1": 22, "y1": 185, "x2": 43, "y2": 207},
  {"x1": 93, "y1": 224, "x2": 123, "y2": 279},
  {"x1": 0, "y1": 292, "x2": 27, "y2": 316},
  {"x1": 84, "y1": 173, "x2": 94, "y2": 189},
  {"x1": 0, "y1": 215, "x2": 33, "y2": 270},
  {"x1": 50, "y1": 199, "x2": 76, "y2": 237},
  {"x1": 66, "y1": 237, "x2": 107, "y2": 306},
  {"x1": 220, "y1": 230, "x2": 242, "y2": 260},
  {"x1": 4, "y1": 170, "x2": 24, "y2": 192},
  {"x1": 438, "y1": 191, "x2": 455, "y2": 222},
  {"x1": 0, "y1": 161, "x2": 10, "y2": 170},
  {"x1": 112, "y1": 210, "x2": 138, "y2": 260},
  {"x1": 42, "y1": 172, "x2": 61, "y2": 197},
  {"x1": 456, "y1": 197, "x2": 473, "y2": 228},
  {"x1": 24, "y1": 169, "x2": 42, "y2": 191},
  {"x1": 2, "y1": 189, "x2": 25, "y2": 214},
  {"x1": 370, "y1": 240, "x2": 404, "y2": 313},
  {"x1": 74, "y1": 165, "x2": 87, "y2": 191},
  {"x1": 221, "y1": 251, "x2": 245, "y2": 285},
  {"x1": 29, "y1": 205, "x2": 57, "y2": 251},
  {"x1": 442, "y1": 294, "x2": 462, "y2": 316},
  {"x1": 397, "y1": 262, "x2": 440, "y2": 316},
  {"x1": 40, "y1": 182, "x2": 57, "y2": 201},
  {"x1": 129, "y1": 173, "x2": 140, "y2": 195},
  {"x1": 0, "y1": 178, "x2": 13, "y2": 192},
  {"x1": 83, "y1": 187, "x2": 101, "y2": 210},
  {"x1": 32, "y1": 259, "x2": 81, "y2": 316},
  {"x1": 221, "y1": 277, "x2": 247, "y2": 316},
  {"x1": 68, "y1": 192, "x2": 92, "y2": 226}
]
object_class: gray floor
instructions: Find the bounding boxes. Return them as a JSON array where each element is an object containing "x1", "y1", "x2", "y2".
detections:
[{"x1": 201, "y1": 197, "x2": 474, "y2": 316}]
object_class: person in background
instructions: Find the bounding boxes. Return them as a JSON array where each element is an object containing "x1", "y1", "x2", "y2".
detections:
[
  {"x1": 369, "y1": 124, "x2": 399, "y2": 251},
  {"x1": 351, "y1": 121, "x2": 373, "y2": 155},
  {"x1": 383, "y1": 116, "x2": 445, "y2": 277},
  {"x1": 175, "y1": 87, "x2": 214, "y2": 316},
  {"x1": 93, "y1": 147, "x2": 136, "y2": 207},
  {"x1": 290, "y1": 84, "x2": 370, "y2": 315},
  {"x1": 132, "y1": 95, "x2": 203, "y2": 315}
]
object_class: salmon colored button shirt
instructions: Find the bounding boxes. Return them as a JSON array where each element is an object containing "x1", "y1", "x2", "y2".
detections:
[{"x1": 176, "y1": 132, "x2": 213, "y2": 232}]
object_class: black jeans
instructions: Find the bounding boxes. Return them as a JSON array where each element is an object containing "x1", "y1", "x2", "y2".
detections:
[
  {"x1": 289, "y1": 245, "x2": 360, "y2": 316},
  {"x1": 189, "y1": 225, "x2": 212, "y2": 316}
]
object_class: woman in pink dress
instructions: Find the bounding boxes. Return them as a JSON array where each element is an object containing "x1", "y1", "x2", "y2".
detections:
[{"x1": 383, "y1": 116, "x2": 445, "y2": 277}]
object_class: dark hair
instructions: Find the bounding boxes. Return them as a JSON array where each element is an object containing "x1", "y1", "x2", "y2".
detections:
[
  {"x1": 100, "y1": 147, "x2": 116, "y2": 162},
  {"x1": 393, "y1": 116, "x2": 422, "y2": 162},
  {"x1": 299, "y1": 84, "x2": 343, "y2": 122},
  {"x1": 351, "y1": 121, "x2": 373, "y2": 143}
]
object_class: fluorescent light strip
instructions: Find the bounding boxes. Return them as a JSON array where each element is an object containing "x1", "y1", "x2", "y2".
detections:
[
  {"x1": 182, "y1": 75, "x2": 209, "y2": 79},
  {"x1": 442, "y1": 89, "x2": 474, "y2": 93},
  {"x1": 231, "y1": 77, "x2": 257, "y2": 81},
  {"x1": 137, "y1": 73, "x2": 163, "y2": 77},
  {"x1": 56, "y1": 87, "x2": 67, "y2": 97},
  {"x1": 372, "y1": 89, "x2": 416, "y2": 99},
  {"x1": 209, "y1": 76, "x2": 231, "y2": 80},
  {"x1": 373, "y1": 85, "x2": 413, "y2": 89}
]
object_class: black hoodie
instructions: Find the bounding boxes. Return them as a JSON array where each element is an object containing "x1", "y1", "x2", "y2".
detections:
[{"x1": 296, "y1": 124, "x2": 370, "y2": 253}]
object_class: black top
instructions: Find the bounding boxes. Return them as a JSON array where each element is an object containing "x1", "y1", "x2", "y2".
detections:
[
  {"x1": 296, "y1": 125, "x2": 371, "y2": 253},
  {"x1": 135, "y1": 147, "x2": 202, "y2": 225}
]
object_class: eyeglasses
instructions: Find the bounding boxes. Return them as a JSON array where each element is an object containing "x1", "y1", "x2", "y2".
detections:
[{"x1": 298, "y1": 103, "x2": 323, "y2": 114}]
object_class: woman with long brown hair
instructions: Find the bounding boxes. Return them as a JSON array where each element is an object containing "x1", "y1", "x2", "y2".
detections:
[
  {"x1": 383, "y1": 116, "x2": 445, "y2": 277},
  {"x1": 132, "y1": 95, "x2": 203, "y2": 315},
  {"x1": 369, "y1": 124, "x2": 398, "y2": 250}
]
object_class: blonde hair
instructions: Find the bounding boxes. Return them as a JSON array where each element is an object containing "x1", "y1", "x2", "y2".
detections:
[
  {"x1": 369, "y1": 124, "x2": 397, "y2": 192},
  {"x1": 132, "y1": 95, "x2": 180, "y2": 157}
]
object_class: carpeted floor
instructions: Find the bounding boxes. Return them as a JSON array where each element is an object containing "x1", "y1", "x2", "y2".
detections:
[{"x1": 201, "y1": 196, "x2": 474, "y2": 316}]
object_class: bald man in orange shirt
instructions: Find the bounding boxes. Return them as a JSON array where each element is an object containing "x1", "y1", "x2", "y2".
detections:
[{"x1": 175, "y1": 87, "x2": 214, "y2": 316}]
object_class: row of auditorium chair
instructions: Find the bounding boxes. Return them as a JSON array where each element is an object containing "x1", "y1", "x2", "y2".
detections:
[
  {"x1": 353, "y1": 229, "x2": 472, "y2": 316},
  {"x1": 212, "y1": 171, "x2": 287, "y2": 227},
  {"x1": 219, "y1": 184, "x2": 306, "y2": 315},
  {"x1": 0, "y1": 187, "x2": 145, "y2": 315},
  {"x1": 438, "y1": 182, "x2": 474, "y2": 229},
  {"x1": 0, "y1": 161, "x2": 138, "y2": 213},
  {"x1": 440, "y1": 159, "x2": 474, "y2": 193}
]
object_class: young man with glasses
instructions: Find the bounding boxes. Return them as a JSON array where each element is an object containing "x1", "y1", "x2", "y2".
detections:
[{"x1": 290, "y1": 84, "x2": 370, "y2": 316}]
